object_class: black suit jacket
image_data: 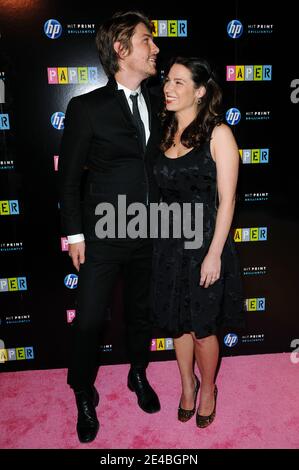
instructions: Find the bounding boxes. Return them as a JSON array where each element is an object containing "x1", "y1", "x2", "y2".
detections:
[{"x1": 60, "y1": 77, "x2": 162, "y2": 241}]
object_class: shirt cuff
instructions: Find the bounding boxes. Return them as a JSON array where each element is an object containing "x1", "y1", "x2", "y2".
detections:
[{"x1": 67, "y1": 234, "x2": 85, "y2": 244}]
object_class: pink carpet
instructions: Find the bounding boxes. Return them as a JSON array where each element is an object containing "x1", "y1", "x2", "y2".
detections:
[{"x1": 0, "y1": 353, "x2": 298, "y2": 449}]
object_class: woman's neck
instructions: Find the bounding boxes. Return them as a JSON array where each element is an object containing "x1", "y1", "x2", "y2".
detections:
[{"x1": 175, "y1": 110, "x2": 196, "y2": 133}]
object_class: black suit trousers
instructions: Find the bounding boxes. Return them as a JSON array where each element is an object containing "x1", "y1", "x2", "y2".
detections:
[{"x1": 67, "y1": 238, "x2": 153, "y2": 390}]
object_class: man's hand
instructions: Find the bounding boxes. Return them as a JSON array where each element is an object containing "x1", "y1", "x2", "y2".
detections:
[{"x1": 68, "y1": 241, "x2": 85, "y2": 271}]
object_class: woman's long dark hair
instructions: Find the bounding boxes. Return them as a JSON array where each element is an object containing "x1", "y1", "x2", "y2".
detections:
[{"x1": 160, "y1": 57, "x2": 223, "y2": 152}]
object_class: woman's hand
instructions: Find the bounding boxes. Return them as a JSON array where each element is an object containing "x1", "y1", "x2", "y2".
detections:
[{"x1": 200, "y1": 252, "x2": 221, "y2": 288}]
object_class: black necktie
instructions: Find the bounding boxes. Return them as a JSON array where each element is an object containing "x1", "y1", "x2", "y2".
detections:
[{"x1": 130, "y1": 93, "x2": 146, "y2": 152}]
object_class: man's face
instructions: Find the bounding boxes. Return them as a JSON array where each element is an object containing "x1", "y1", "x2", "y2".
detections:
[{"x1": 122, "y1": 22, "x2": 159, "y2": 79}]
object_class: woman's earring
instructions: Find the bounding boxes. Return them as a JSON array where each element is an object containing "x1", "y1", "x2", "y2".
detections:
[{"x1": 197, "y1": 97, "x2": 202, "y2": 104}]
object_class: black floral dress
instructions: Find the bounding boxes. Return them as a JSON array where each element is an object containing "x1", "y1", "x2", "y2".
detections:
[{"x1": 151, "y1": 140, "x2": 244, "y2": 339}]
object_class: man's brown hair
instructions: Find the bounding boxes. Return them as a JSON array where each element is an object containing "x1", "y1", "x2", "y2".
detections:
[{"x1": 95, "y1": 11, "x2": 153, "y2": 77}]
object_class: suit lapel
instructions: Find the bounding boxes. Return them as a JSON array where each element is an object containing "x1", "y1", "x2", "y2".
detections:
[
  {"x1": 106, "y1": 76, "x2": 155, "y2": 153},
  {"x1": 106, "y1": 76, "x2": 136, "y2": 130},
  {"x1": 115, "y1": 89, "x2": 138, "y2": 130}
]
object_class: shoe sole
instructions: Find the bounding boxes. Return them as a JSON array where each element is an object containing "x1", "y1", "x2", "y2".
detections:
[{"x1": 94, "y1": 390, "x2": 100, "y2": 407}]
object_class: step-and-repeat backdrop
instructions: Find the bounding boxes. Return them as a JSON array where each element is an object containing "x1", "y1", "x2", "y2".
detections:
[{"x1": 1, "y1": 1, "x2": 298, "y2": 371}]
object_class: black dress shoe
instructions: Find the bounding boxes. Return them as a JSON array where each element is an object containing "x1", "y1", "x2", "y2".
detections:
[
  {"x1": 75, "y1": 386, "x2": 99, "y2": 443},
  {"x1": 128, "y1": 368, "x2": 160, "y2": 414}
]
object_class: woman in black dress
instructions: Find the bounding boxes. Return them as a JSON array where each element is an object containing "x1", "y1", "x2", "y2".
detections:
[{"x1": 151, "y1": 57, "x2": 243, "y2": 428}]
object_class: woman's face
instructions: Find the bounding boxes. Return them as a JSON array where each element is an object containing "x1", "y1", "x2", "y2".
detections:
[{"x1": 163, "y1": 63, "x2": 204, "y2": 113}]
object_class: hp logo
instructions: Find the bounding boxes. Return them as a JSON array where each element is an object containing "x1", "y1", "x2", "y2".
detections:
[
  {"x1": 51, "y1": 112, "x2": 65, "y2": 130},
  {"x1": 44, "y1": 19, "x2": 62, "y2": 39},
  {"x1": 224, "y1": 333, "x2": 238, "y2": 348},
  {"x1": 226, "y1": 108, "x2": 241, "y2": 126},
  {"x1": 227, "y1": 20, "x2": 243, "y2": 39},
  {"x1": 64, "y1": 274, "x2": 78, "y2": 289}
]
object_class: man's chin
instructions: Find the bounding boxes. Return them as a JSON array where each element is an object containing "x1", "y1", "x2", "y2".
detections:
[{"x1": 148, "y1": 66, "x2": 157, "y2": 77}]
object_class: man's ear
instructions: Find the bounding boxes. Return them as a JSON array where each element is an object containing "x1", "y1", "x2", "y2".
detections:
[{"x1": 113, "y1": 41, "x2": 128, "y2": 59}]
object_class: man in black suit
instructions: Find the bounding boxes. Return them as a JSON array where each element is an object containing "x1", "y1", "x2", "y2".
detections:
[{"x1": 60, "y1": 11, "x2": 161, "y2": 443}]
